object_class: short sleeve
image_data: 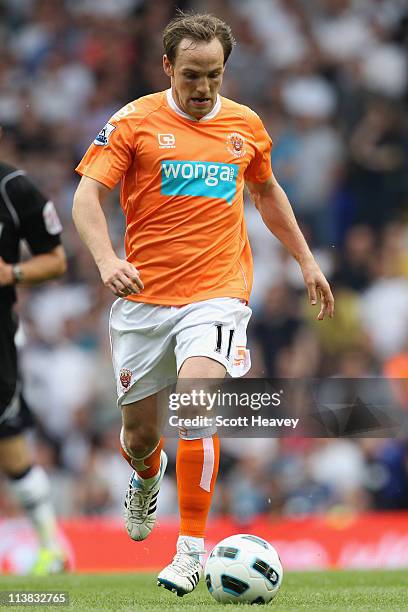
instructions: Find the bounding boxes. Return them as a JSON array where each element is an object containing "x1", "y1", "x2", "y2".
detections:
[
  {"x1": 244, "y1": 108, "x2": 273, "y2": 184},
  {"x1": 5, "y1": 174, "x2": 62, "y2": 255},
  {"x1": 75, "y1": 114, "x2": 135, "y2": 189}
]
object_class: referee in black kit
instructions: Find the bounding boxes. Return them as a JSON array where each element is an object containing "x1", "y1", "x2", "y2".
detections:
[{"x1": 0, "y1": 128, "x2": 68, "y2": 574}]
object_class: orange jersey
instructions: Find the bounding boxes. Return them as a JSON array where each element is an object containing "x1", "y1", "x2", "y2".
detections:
[{"x1": 76, "y1": 90, "x2": 272, "y2": 305}]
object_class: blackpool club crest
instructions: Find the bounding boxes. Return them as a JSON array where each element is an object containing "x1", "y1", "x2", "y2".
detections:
[
  {"x1": 226, "y1": 132, "x2": 246, "y2": 158},
  {"x1": 119, "y1": 368, "x2": 132, "y2": 390}
]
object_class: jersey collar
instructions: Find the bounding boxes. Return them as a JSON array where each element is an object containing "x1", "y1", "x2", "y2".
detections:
[{"x1": 166, "y1": 88, "x2": 221, "y2": 122}]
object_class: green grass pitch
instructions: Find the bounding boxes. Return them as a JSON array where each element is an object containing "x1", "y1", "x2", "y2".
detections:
[{"x1": 1, "y1": 570, "x2": 407, "y2": 611}]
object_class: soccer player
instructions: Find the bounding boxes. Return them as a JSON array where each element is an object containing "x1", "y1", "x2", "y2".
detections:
[
  {"x1": 0, "y1": 139, "x2": 67, "y2": 574},
  {"x1": 73, "y1": 12, "x2": 334, "y2": 596}
]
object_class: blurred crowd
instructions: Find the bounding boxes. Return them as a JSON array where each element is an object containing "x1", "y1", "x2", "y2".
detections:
[{"x1": 0, "y1": 0, "x2": 407, "y2": 524}]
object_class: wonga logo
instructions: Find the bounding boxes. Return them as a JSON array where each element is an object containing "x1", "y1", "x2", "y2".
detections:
[{"x1": 161, "y1": 160, "x2": 238, "y2": 205}]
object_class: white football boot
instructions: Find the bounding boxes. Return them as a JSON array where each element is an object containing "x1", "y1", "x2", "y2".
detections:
[
  {"x1": 157, "y1": 539, "x2": 204, "y2": 597},
  {"x1": 124, "y1": 450, "x2": 167, "y2": 541}
]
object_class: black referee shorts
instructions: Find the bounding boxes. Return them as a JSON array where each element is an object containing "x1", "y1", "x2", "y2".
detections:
[{"x1": 0, "y1": 308, "x2": 34, "y2": 439}]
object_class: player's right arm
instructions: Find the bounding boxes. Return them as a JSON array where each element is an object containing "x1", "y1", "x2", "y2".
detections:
[{"x1": 72, "y1": 176, "x2": 143, "y2": 297}]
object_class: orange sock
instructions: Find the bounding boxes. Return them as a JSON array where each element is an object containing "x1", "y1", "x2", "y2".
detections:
[
  {"x1": 176, "y1": 434, "x2": 220, "y2": 537},
  {"x1": 120, "y1": 437, "x2": 164, "y2": 480}
]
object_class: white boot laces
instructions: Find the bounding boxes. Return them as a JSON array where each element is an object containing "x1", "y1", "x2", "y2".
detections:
[
  {"x1": 127, "y1": 486, "x2": 155, "y2": 521},
  {"x1": 170, "y1": 549, "x2": 206, "y2": 576}
]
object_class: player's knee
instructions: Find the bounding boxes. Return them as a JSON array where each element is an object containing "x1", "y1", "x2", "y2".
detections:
[{"x1": 123, "y1": 426, "x2": 158, "y2": 457}]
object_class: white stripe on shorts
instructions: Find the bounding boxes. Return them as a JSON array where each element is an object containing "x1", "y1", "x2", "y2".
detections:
[{"x1": 199, "y1": 437, "x2": 214, "y2": 492}]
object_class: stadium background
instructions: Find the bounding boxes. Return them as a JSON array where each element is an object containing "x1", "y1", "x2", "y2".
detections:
[{"x1": 0, "y1": 0, "x2": 407, "y2": 572}]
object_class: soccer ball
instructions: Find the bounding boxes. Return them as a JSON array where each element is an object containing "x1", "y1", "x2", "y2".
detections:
[{"x1": 204, "y1": 534, "x2": 283, "y2": 605}]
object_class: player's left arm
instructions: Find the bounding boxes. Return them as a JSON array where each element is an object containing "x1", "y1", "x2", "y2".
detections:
[{"x1": 246, "y1": 174, "x2": 334, "y2": 320}]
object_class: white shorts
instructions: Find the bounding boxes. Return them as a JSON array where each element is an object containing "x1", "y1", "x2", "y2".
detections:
[{"x1": 109, "y1": 297, "x2": 252, "y2": 406}]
